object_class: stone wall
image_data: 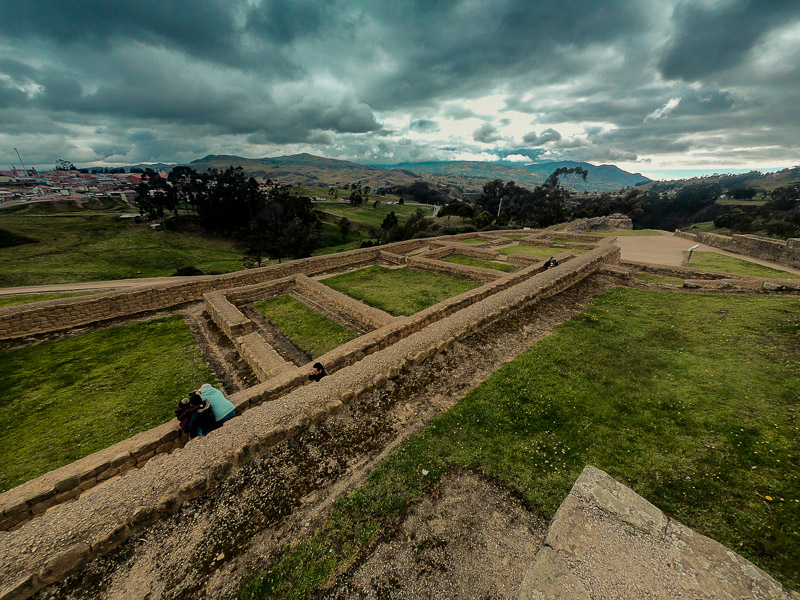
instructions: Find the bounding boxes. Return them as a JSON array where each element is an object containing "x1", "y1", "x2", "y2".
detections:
[
  {"x1": 565, "y1": 213, "x2": 632, "y2": 232},
  {"x1": 0, "y1": 247, "x2": 620, "y2": 600},
  {"x1": 425, "y1": 243, "x2": 500, "y2": 261},
  {"x1": 407, "y1": 256, "x2": 504, "y2": 283},
  {"x1": 677, "y1": 231, "x2": 800, "y2": 269},
  {"x1": 294, "y1": 274, "x2": 396, "y2": 330},
  {"x1": 0, "y1": 244, "x2": 419, "y2": 341},
  {"x1": 236, "y1": 333, "x2": 295, "y2": 382}
]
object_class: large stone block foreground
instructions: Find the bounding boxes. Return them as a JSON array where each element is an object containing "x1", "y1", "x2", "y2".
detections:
[{"x1": 518, "y1": 466, "x2": 799, "y2": 599}]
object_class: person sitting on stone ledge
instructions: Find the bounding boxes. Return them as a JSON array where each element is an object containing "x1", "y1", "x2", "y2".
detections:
[
  {"x1": 308, "y1": 362, "x2": 330, "y2": 382},
  {"x1": 198, "y1": 383, "x2": 237, "y2": 429},
  {"x1": 176, "y1": 394, "x2": 214, "y2": 438},
  {"x1": 543, "y1": 256, "x2": 559, "y2": 270}
]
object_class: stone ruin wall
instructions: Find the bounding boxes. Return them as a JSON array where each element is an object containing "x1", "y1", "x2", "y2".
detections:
[
  {"x1": 0, "y1": 245, "x2": 622, "y2": 600},
  {"x1": 566, "y1": 213, "x2": 633, "y2": 232},
  {"x1": 674, "y1": 230, "x2": 800, "y2": 269},
  {"x1": 0, "y1": 234, "x2": 560, "y2": 533}
]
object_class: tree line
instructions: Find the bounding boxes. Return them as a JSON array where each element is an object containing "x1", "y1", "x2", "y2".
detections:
[{"x1": 134, "y1": 166, "x2": 318, "y2": 265}]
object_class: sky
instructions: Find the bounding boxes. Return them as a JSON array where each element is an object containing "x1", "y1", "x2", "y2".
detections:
[{"x1": 0, "y1": 0, "x2": 798, "y2": 180}]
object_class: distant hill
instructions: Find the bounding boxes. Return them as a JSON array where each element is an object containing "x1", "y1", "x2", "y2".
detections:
[
  {"x1": 380, "y1": 160, "x2": 650, "y2": 192},
  {"x1": 179, "y1": 153, "x2": 649, "y2": 193},
  {"x1": 187, "y1": 153, "x2": 421, "y2": 189},
  {"x1": 635, "y1": 166, "x2": 800, "y2": 192}
]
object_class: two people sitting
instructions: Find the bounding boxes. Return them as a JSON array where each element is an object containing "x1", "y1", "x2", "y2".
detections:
[
  {"x1": 175, "y1": 383, "x2": 238, "y2": 439},
  {"x1": 543, "y1": 256, "x2": 559, "y2": 270}
]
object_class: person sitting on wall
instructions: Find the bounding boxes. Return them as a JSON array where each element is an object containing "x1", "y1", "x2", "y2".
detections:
[
  {"x1": 176, "y1": 394, "x2": 214, "y2": 438},
  {"x1": 308, "y1": 362, "x2": 330, "y2": 382},
  {"x1": 198, "y1": 383, "x2": 237, "y2": 429},
  {"x1": 544, "y1": 256, "x2": 559, "y2": 270}
]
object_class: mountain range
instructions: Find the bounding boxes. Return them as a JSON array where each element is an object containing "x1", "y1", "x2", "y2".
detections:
[{"x1": 187, "y1": 153, "x2": 650, "y2": 192}]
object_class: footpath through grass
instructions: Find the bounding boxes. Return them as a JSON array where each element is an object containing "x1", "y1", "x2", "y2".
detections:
[
  {"x1": 238, "y1": 290, "x2": 799, "y2": 598},
  {"x1": 321, "y1": 266, "x2": 481, "y2": 316},
  {"x1": 254, "y1": 295, "x2": 358, "y2": 359},
  {"x1": 0, "y1": 204, "x2": 244, "y2": 286},
  {"x1": 686, "y1": 251, "x2": 800, "y2": 279},
  {"x1": 0, "y1": 315, "x2": 216, "y2": 492},
  {"x1": 442, "y1": 255, "x2": 513, "y2": 272},
  {"x1": 0, "y1": 291, "x2": 100, "y2": 309}
]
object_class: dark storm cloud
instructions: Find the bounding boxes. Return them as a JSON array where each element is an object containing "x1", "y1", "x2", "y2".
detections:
[
  {"x1": 0, "y1": 0, "x2": 798, "y2": 169},
  {"x1": 658, "y1": 0, "x2": 800, "y2": 81},
  {"x1": 409, "y1": 119, "x2": 440, "y2": 133},
  {"x1": 522, "y1": 128, "x2": 562, "y2": 145},
  {"x1": 473, "y1": 123, "x2": 503, "y2": 143}
]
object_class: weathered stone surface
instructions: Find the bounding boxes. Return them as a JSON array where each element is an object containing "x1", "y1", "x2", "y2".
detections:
[
  {"x1": 517, "y1": 547, "x2": 591, "y2": 600},
  {"x1": 519, "y1": 466, "x2": 797, "y2": 600}
]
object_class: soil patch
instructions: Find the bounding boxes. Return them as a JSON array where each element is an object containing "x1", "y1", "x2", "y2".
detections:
[{"x1": 322, "y1": 470, "x2": 547, "y2": 599}]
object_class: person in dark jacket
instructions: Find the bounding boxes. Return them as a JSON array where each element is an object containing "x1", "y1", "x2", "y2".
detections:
[
  {"x1": 177, "y1": 393, "x2": 214, "y2": 438},
  {"x1": 308, "y1": 362, "x2": 330, "y2": 382},
  {"x1": 543, "y1": 256, "x2": 559, "y2": 270}
]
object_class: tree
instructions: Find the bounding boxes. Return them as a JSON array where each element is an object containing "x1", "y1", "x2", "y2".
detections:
[
  {"x1": 338, "y1": 216, "x2": 352, "y2": 240},
  {"x1": 328, "y1": 187, "x2": 337, "y2": 200},
  {"x1": 348, "y1": 181, "x2": 367, "y2": 205},
  {"x1": 247, "y1": 182, "x2": 319, "y2": 264},
  {"x1": 194, "y1": 167, "x2": 265, "y2": 234},
  {"x1": 134, "y1": 169, "x2": 170, "y2": 220},
  {"x1": 373, "y1": 199, "x2": 380, "y2": 209}
]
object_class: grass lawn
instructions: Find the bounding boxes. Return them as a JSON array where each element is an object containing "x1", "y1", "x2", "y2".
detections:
[
  {"x1": 237, "y1": 290, "x2": 799, "y2": 599},
  {"x1": 499, "y1": 245, "x2": 589, "y2": 257},
  {"x1": 502, "y1": 234, "x2": 529, "y2": 241},
  {"x1": 254, "y1": 295, "x2": 359, "y2": 359},
  {"x1": 0, "y1": 204, "x2": 245, "y2": 286},
  {"x1": 0, "y1": 291, "x2": 100, "y2": 309},
  {"x1": 315, "y1": 202, "x2": 433, "y2": 228},
  {"x1": 686, "y1": 252, "x2": 800, "y2": 279},
  {"x1": 442, "y1": 255, "x2": 513, "y2": 272},
  {"x1": 635, "y1": 272, "x2": 685, "y2": 286},
  {"x1": 321, "y1": 266, "x2": 481, "y2": 316},
  {"x1": 0, "y1": 315, "x2": 216, "y2": 492},
  {"x1": 458, "y1": 237, "x2": 488, "y2": 244},
  {"x1": 311, "y1": 221, "x2": 366, "y2": 256}
]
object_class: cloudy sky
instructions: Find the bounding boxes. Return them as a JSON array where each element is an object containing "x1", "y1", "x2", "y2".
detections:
[{"x1": 1, "y1": 0, "x2": 798, "y2": 179}]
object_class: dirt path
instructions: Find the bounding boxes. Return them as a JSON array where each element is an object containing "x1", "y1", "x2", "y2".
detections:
[
  {"x1": 39, "y1": 274, "x2": 616, "y2": 600},
  {"x1": 615, "y1": 231, "x2": 800, "y2": 273},
  {"x1": 0, "y1": 275, "x2": 213, "y2": 297}
]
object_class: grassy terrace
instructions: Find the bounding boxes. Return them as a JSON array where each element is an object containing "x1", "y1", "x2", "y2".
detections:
[
  {"x1": 0, "y1": 203, "x2": 244, "y2": 286},
  {"x1": 254, "y1": 295, "x2": 358, "y2": 359},
  {"x1": 238, "y1": 290, "x2": 799, "y2": 598},
  {"x1": 0, "y1": 316, "x2": 216, "y2": 492},
  {"x1": 499, "y1": 245, "x2": 589, "y2": 257},
  {"x1": 442, "y1": 255, "x2": 514, "y2": 272},
  {"x1": 315, "y1": 202, "x2": 433, "y2": 228},
  {"x1": 686, "y1": 251, "x2": 800, "y2": 279},
  {"x1": 458, "y1": 237, "x2": 489, "y2": 244},
  {"x1": 321, "y1": 266, "x2": 481, "y2": 316},
  {"x1": 0, "y1": 291, "x2": 100, "y2": 309}
]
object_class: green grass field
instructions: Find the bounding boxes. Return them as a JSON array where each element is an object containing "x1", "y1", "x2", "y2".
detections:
[
  {"x1": 0, "y1": 315, "x2": 216, "y2": 492},
  {"x1": 254, "y1": 295, "x2": 359, "y2": 359},
  {"x1": 0, "y1": 204, "x2": 245, "y2": 286},
  {"x1": 321, "y1": 266, "x2": 481, "y2": 316},
  {"x1": 457, "y1": 237, "x2": 489, "y2": 244},
  {"x1": 442, "y1": 255, "x2": 513, "y2": 272},
  {"x1": 238, "y1": 290, "x2": 800, "y2": 599},
  {"x1": 315, "y1": 202, "x2": 433, "y2": 228},
  {"x1": 686, "y1": 252, "x2": 800, "y2": 278},
  {"x1": 0, "y1": 291, "x2": 100, "y2": 309},
  {"x1": 499, "y1": 245, "x2": 589, "y2": 257}
]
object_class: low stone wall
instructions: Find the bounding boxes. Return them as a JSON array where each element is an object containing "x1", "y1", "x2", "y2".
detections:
[
  {"x1": 565, "y1": 213, "x2": 632, "y2": 232},
  {"x1": 690, "y1": 232, "x2": 800, "y2": 268},
  {"x1": 0, "y1": 246, "x2": 620, "y2": 600},
  {"x1": 205, "y1": 292, "x2": 253, "y2": 339},
  {"x1": 407, "y1": 256, "x2": 503, "y2": 283},
  {"x1": 674, "y1": 230, "x2": 697, "y2": 241},
  {"x1": 517, "y1": 466, "x2": 796, "y2": 599},
  {"x1": 0, "y1": 246, "x2": 391, "y2": 341},
  {"x1": 425, "y1": 242, "x2": 500, "y2": 261},
  {"x1": 684, "y1": 277, "x2": 800, "y2": 293},
  {"x1": 236, "y1": 332, "x2": 295, "y2": 382},
  {"x1": 294, "y1": 274, "x2": 396, "y2": 330},
  {"x1": 225, "y1": 276, "x2": 296, "y2": 305},
  {"x1": 507, "y1": 251, "x2": 576, "y2": 268},
  {"x1": 623, "y1": 260, "x2": 732, "y2": 280}
]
